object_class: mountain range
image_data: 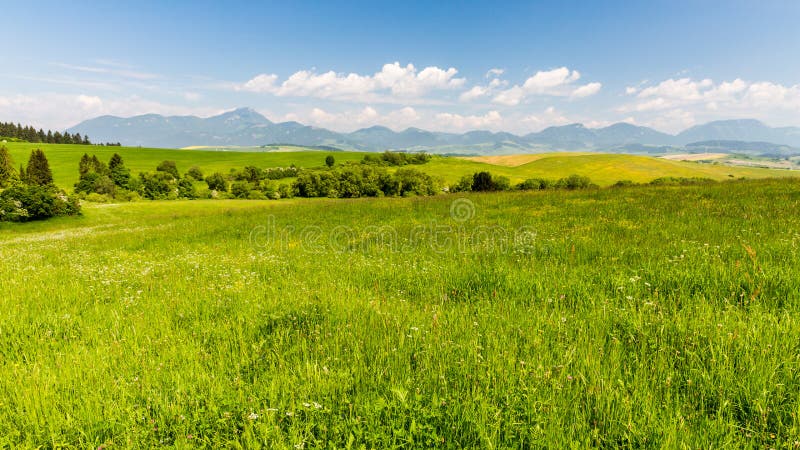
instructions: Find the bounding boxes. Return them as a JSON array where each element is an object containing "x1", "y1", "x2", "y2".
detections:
[{"x1": 68, "y1": 108, "x2": 800, "y2": 155}]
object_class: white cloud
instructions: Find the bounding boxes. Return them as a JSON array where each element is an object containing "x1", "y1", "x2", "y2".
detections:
[
  {"x1": 239, "y1": 62, "x2": 465, "y2": 103},
  {"x1": 300, "y1": 106, "x2": 422, "y2": 132},
  {"x1": 434, "y1": 110, "x2": 503, "y2": 131},
  {"x1": 571, "y1": 82, "x2": 602, "y2": 99},
  {"x1": 492, "y1": 86, "x2": 526, "y2": 106},
  {"x1": 522, "y1": 67, "x2": 581, "y2": 93},
  {"x1": 486, "y1": 68, "x2": 505, "y2": 78},
  {"x1": 491, "y1": 67, "x2": 599, "y2": 105},
  {"x1": 619, "y1": 77, "x2": 800, "y2": 129},
  {"x1": 520, "y1": 107, "x2": 571, "y2": 131},
  {"x1": 54, "y1": 62, "x2": 159, "y2": 80},
  {"x1": 459, "y1": 86, "x2": 488, "y2": 102},
  {"x1": 241, "y1": 74, "x2": 279, "y2": 93}
]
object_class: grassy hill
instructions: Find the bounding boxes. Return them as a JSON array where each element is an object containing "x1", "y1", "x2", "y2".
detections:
[
  {"x1": 3, "y1": 179, "x2": 800, "y2": 446},
  {"x1": 3, "y1": 142, "x2": 799, "y2": 190}
]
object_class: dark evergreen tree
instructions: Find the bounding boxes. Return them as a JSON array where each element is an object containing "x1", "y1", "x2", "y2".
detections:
[
  {"x1": 25, "y1": 149, "x2": 53, "y2": 186},
  {"x1": 79, "y1": 154, "x2": 92, "y2": 177},
  {"x1": 109, "y1": 153, "x2": 131, "y2": 188},
  {"x1": 0, "y1": 146, "x2": 18, "y2": 188}
]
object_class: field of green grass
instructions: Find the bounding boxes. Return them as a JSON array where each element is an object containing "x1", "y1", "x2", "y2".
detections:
[
  {"x1": 3, "y1": 178, "x2": 800, "y2": 447},
  {"x1": 4, "y1": 142, "x2": 798, "y2": 190}
]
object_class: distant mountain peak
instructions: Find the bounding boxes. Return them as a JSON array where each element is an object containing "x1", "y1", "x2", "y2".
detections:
[{"x1": 67, "y1": 111, "x2": 800, "y2": 152}]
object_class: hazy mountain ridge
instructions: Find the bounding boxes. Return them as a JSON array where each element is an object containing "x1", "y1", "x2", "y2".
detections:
[{"x1": 68, "y1": 108, "x2": 800, "y2": 155}]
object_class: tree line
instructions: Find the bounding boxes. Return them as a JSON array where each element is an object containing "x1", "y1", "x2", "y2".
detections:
[{"x1": 0, "y1": 122, "x2": 93, "y2": 145}]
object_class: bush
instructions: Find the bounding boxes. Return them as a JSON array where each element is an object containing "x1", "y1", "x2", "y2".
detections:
[
  {"x1": 555, "y1": 174, "x2": 595, "y2": 190},
  {"x1": 156, "y1": 160, "x2": 180, "y2": 179},
  {"x1": 85, "y1": 192, "x2": 112, "y2": 203},
  {"x1": 517, "y1": 178, "x2": 555, "y2": 190},
  {"x1": 450, "y1": 175, "x2": 473, "y2": 193},
  {"x1": 277, "y1": 184, "x2": 294, "y2": 199},
  {"x1": 469, "y1": 171, "x2": 511, "y2": 192},
  {"x1": 612, "y1": 180, "x2": 639, "y2": 188},
  {"x1": 177, "y1": 179, "x2": 197, "y2": 199},
  {"x1": 363, "y1": 151, "x2": 431, "y2": 166},
  {"x1": 186, "y1": 166, "x2": 204, "y2": 181},
  {"x1": 395, "y1": 168, "x2": 438, "y2": 196},
  {"x1": 0, "y1": 184, "x2": 80, "y2": 222},
  {"x1": 230, "y1": 181, "x2": 251, "y2": 199},
  {"x1": 649, "y1": 177, "x2": 717, "y2": 186},
  {"x1": 138, "y1": 171, "x2": 177, "y2": 200},
  {"x1": 205, "y1": 173, "x2": 228, "y2": 192}
]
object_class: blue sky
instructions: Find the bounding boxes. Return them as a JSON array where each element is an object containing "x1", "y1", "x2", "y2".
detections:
[{"x1": 2, "y1": 0, "x2": 799, "y2": 133}]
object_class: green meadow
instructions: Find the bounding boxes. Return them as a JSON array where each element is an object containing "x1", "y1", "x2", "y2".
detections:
[
  {"x1": 4, "y1": 142, "x2": 798, "y2": 189},
  {"x1": 3, "y1": 176, "x2": 800, "y2": 447}
]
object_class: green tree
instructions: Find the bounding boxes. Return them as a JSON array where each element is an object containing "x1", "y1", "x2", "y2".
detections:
[
  {"x1": 109, "y1": 153, "x2": 131, "y2": 188},
  {"x1": 25, "y1": 149, "x2": 53, "y2": 186},
  {"x1": 205, "y1": 172, "x2": 227, "y2": 192},
  {"x1": 186, "y1": 166, "x2": 204, "y2": 181},
  {"x1": 156, "y1": 160, "x2": 180, "y2": 179},
  {"x1": 471, "y1": 171, "x2": 494, "y2": 191},
  {"x1": 78, "y1": 153, "x2": 92, "y2": 177},
  {"x1": 325, "y1": 155, "x2": 335, "y2": 167},
  {"x1": 0, "y1": 145, "x2": 18, "y2": 188}
]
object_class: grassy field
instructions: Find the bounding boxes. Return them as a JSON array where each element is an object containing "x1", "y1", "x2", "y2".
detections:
[
  {"x1": 2, "y1": 178, "x2": 800, "y2": 447},
  {"x1": 3, "y1": 142, "x2": 798, "y2": 190}
]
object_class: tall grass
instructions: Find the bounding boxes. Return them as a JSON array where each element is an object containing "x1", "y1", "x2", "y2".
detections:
[{"x1": 1, "y1": 179, "x2": 800, "y2": 447}]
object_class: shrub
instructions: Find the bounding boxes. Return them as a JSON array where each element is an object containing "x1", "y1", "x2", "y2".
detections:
[
  {"x1": 555, "y1": 174, "x2": 595, "y2": 190},
  {"x1": 85, "y1": 192, "x2": 112, "y2": 203},
  {"x1": 395, "y1": 168, "x2": 438, "y2": 196},
  {"x1": 517, "y1": 178, "x2": 555, "y2": 190},
  {"x1": 0, "y1": 184, "x2": 80, "y2": 222},
  {"x1": 230, "y1": 181, "x2": 251, "y2": 199},
  {"x1": 177, "y1": 179, "x2": 197, "y2": 199},
  {"x1": 156, "y1": 160, "x2": 180, "y2": 179},
  {"x1": 450, "y1": 175, "x2": 473, "y2": 193},
  {"x1": 138, "y1": 171, "x2": 177, "y2": 200},
  {"x1": 205, "y1": 172, "x2": 228, "y2": 192},
  {"x1": 277, "y1": 184, "x2": 294, "y2": 199},
  {"x1": 325, "y1": 155, "x2": 335, "y2": 167},
  {"x1": 363, "y1": 151, "x2": 431, "y2": 166},
  {"x1": 186, "y1": 166, "x2": 204, "y2": 181},
  {"x1": 470, "y1": 171, "x2": 511, "y2": 192},
  {"x1": 649, "y1": 177, "x2": 717, "y2": 186},
  {"x1": 612, "y1": 180, "x2": 638, "y2": 188}
]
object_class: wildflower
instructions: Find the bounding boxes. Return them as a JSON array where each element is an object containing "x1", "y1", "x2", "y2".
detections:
[{"x1": 248, "y1": 412, "x2": 259, "y2": 420}]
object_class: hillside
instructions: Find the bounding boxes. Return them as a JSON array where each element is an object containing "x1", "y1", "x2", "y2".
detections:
[{"x1": 3, "y1": 142, "x2": 798, "y2": 190}]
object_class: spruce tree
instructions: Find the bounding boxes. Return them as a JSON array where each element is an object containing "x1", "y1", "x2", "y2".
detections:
[
  {"x1": 0, "y1": 146, "x2": 18, "y2": 188},
  {"x1": 109, "y1": 153, "x2": 130, "y2": 188},
  {"x1": 79, "y1": 153, "x2": 91, "y2": 176},
  {"x1": 25, "y1": 149, "x2": 53, "y2": 186}
]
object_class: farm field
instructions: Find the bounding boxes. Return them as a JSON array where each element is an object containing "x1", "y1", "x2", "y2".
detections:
[
  {"x1": 2, "y1": 178, "x2": 800, "y2": 447},
  {"x1": 4, "y1": 142, "x2": 799, "y2": 190}
]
